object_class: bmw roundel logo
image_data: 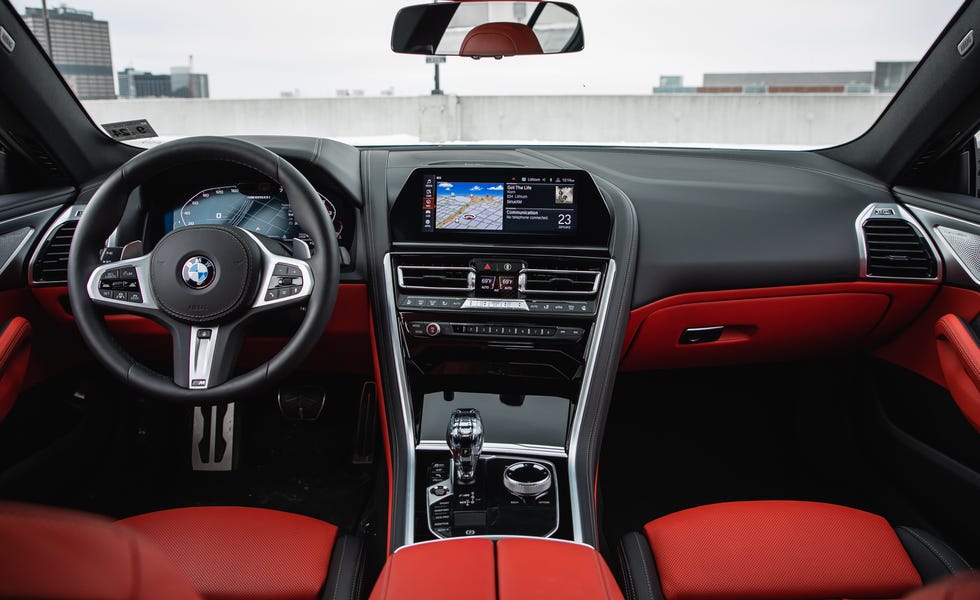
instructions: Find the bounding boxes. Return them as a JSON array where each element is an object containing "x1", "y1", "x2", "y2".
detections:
[{"x1": 181, "y1": 256, "x2": 215, "y2": 289}]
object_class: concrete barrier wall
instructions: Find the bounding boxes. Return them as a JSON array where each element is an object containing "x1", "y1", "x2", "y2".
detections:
[{"x1": 83, "y1": 93, "x2": 893, "y2": 146}]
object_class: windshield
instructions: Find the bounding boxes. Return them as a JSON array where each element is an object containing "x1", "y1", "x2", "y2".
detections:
[{"x1": 8, "y1": 0, "x2": 964, "y2": 148}]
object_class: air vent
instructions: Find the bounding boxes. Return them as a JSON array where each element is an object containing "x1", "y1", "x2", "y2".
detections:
[
  {"x1": 397, "y1": 263, "x2": 476, "y2": 292},
  {"x1": 520, "y1": 268, "x2": 601, "y2": 295},
  {"x1": 863, "y1": 218, "x2": 936, "y2": 278},
  {"x1": 32, "y1": 221, "x2": 77, "y2": 282}
]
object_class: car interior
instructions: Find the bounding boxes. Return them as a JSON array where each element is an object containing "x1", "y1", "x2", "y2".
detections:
[{"x1": 2, "y1": 0, "x2": 980, "y2": 599}]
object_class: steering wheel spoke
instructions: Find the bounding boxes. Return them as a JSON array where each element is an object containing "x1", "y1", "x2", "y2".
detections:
[
  {"x1": 170, "y1": 322, "x2": 244, "y2": 390},
  {"x1": 246, "y1": 232, "x2": 316, "y2": 310}
]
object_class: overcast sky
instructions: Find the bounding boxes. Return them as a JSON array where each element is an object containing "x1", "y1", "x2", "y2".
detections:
[{"x1": 11, "y1": 0, "x2": 965, "y2": 98}]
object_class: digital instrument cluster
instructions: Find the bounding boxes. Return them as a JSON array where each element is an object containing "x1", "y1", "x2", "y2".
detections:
[{"x1": 163, "y1": 182, "x2": 344, "y2": 247}]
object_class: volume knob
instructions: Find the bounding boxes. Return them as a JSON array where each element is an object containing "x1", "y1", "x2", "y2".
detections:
[{"x1": 503, "y1": 461, "x2": 552, "y2": 498}]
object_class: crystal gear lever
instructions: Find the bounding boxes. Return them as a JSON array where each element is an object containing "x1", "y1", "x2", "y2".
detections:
[{"x1": 447, "y1": 408, "x2": 483, "y2": 484}]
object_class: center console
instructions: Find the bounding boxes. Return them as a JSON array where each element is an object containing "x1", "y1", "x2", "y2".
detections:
[{"x1": 382, "y1": 167, "x2": 615, "y2": 544}]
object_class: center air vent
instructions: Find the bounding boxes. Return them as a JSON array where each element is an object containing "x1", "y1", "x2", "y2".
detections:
[
  {"x1": 863, "y1": 218, "x2": 937, "y2": 279},
  {"x1": 32, "y1": 220, "x2": 78, "y2": 283},
  {"x1": 397, "y1": 264, "x2": 476, "y2": 292},
  {"x1": 520, "y1": 268, "x2": 601, "y2": 295}
]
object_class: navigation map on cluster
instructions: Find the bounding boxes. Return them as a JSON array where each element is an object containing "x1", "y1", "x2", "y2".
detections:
[{"x1": 435, "y1": 182, "x2": 504, "y2": 231}]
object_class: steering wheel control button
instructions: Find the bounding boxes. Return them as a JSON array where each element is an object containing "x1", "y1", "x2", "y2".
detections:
[
  {"x1": 197, "y1": 329, "x2": 212, "y2": 339},
  {"x1": 98, "y1": 266, "x2": 143, "y2": 303},
  {"x1": 181, "y1": 256, "x2": 216, "y2": 290},
  {"x1": 503, "y1": 461, "x2": 553, "y2": 498},
  {"x1": 262, "y1": 263, "x2": 307, "y2": 303}
]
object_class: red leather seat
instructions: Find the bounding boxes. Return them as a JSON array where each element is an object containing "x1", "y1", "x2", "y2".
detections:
[
  {"x1": 459, "y1": 22, "x2": 543, "y2": 57},
  {"x1": 119, "y1": 506, "x2": 362, "y2": 600},
  {"x1": 618, "y1": 501, "x2": 971, "y2": 600},
  {"x1": 0, "y1": 502, "x2": 362, "y2": 600},
  {"x1": 0, "y1": 501, "x2": 202, "y2": 600}
]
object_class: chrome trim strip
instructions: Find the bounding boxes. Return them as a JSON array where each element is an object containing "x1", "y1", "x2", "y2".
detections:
[
  {"x1": 854, "y1": 203, "x2": 942, "y2": 282},
  {"x1": 396, "y1": 264, "x2": 477, "y2": 292},
  {"x1": 416, "y1": 440, "x2": 568, "y2": 458},
  {"x1": 567, "y1": 258, "x2": 617, "y2": 543},
  {"x1": 459, "y1": 298, "x2": 530, "y2": 311},
  {"x1": 384, "y1": 253, "x2": 417, "y2": 547}
]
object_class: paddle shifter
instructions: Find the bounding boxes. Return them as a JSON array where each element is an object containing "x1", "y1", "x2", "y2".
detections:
[{"x1": 447, "y1": 408, "x2": 483, "y2": 484}]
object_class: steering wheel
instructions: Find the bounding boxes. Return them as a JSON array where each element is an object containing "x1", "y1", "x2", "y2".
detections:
[{"x1": 67, "y1": 137, "x2": 340, "y2": 404}]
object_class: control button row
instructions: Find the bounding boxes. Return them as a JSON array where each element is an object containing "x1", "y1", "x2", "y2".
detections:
[
  {"x1": 99, "y1": 266, "x2": 138, "y2": 281},
  {"x1": 272, "y1": 263, "x2": 303, "y2": 277},
  {"x1": 399, "y1": 296, "x2": 466, "y2": 310},
  {"x1": 408, "y1": 321, "x2": 586, "y2": 341},
  {"x1": 527, "y1": 300, "x2": 594, "y2": 314},
  {"x1": 263, "y1": 286, "x2": 302, "y2": 302},
  {"x1": 452, "y1": 324, "x2": 556, "y2": 337},
  {"x1": 98, "y1": 289, "x2": 143, "y2": 303},
  {"x1": 98, "y1": 267, "x2": 143, "y2": 303}
]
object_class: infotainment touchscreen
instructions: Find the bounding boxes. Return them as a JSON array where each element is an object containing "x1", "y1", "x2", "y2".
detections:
[{"x1": 421, "y1": 173, "x2": 576, "y2": 234}]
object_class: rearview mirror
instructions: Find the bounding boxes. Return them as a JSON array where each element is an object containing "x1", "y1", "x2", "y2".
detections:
[{"x1": 392, "y1": 2, "x2": 584, "y2": 58}]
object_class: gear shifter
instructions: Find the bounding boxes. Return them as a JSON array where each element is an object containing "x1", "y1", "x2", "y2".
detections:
[{"x1": 446, "y1": 408, "x2": 483, "y2": 485}]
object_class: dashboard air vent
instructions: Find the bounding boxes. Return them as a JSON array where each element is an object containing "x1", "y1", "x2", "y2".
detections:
[
  {"x1": 32, "y1": 221, "x2": 77, "y2": 282},
  {"x1": 863, "y1": 218, "x2": 936, "y2": 279},
  {"x1": 397, "y1": 264, "x2": 476, "y2": 292},
  {"x1": 521, "y1": 268, "x2": 601, "y2": 295}
]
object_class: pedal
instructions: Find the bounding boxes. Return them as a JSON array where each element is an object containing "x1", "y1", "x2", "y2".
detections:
[
  {"x1": 352, "y1": 382, "x2": 378, "y2": 465},
  {"x1": 277, "y1": 384, "x2": 326, "y2": 421},
  {"x1": 192, "y1": 403, "x2": 236, "y2": 471}
]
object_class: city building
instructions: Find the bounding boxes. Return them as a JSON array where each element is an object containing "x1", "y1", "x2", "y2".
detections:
[
  {"x1": 117, "y1": 64, "x2": 210, "y2": 99},
  {"x1": 169, "y1": 65, "x2": 209, "y2": 98},
  {"x1": 21, "y1": 5, "x2": 115, "y2": 99},
  {"x1": 654, "y1": 62, "x2": 917, "y2": 95},
  {"x1": 117, "y1": 67, "x2": 171, "y2": 98}
]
